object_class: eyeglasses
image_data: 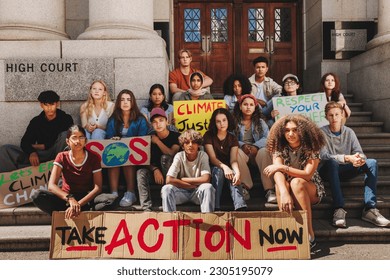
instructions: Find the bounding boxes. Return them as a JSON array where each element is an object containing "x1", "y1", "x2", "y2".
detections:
[
  {"x1": 69, "y1": 136, "x2": 87, "y2": 142},
  {"x1": 284, "y1": 81, "x2": 297, "y2": 86}
]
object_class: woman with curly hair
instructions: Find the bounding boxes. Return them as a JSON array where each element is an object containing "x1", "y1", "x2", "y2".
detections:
[
  {"x1": 263, "y1": 114, "x2": 325, "y2": 248},
  {"x1": 232, "y1": 94, "x2": 276, "y2": 203},
  {"x1": 320, "y1": 72, "x2": 351, "y2": 123},
  {"x1": 80, "y1": 80, "x2": 114, "y2": 139},
  {"x1": 223, "y1": 74, "x2": 252, "y2": 112}
]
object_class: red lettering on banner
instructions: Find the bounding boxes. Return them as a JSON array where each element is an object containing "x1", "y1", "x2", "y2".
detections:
[
  {"x1": 192, "y1": 219, "x2": 203, "y2": 257},
  {"x1": 177, "y1": 104, "x2": 185, "y2": 115},
  {"x1": 128, "y1": 138, "x2": 148, "y2": 164},
  {"x1": 163, "y1": 219, "x2": 191, "y2": 253},
  {"x1": 138, "y1": 218, "x2": 164, "y2": 253},
  {"x1": 85, "y1": 142, "x2": 104, "y2": 161},
  {"x1": 226, "y1": 220, "x2": 251, "y2": 251},
  {"x1": 105, "y1": 219, "x2": 134, "y2": 255},
  {"x1": 205, "y1": 225, "x2": 225, "y2": 253}
]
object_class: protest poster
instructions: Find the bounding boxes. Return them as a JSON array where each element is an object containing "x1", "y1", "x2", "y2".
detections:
[
  {"x1": 272, "y1": 92, "x2": 327, "y2": 127},
  {"x1": 173, "y1": 100, "x2": 226, "y2": 135},
  {"x1": 0, "y1": 161, "x2": 53, "y2": 209},
  {"x1": 50, "y1": 210, "x2": 310, "y2": 260},
  {"x1": 85, "y1": 136, "x2": 151, "y2": 168}
]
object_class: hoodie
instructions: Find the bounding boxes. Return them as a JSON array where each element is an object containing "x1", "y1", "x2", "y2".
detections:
[{"x1": 320, "y1": 125, "x2": 364, "y2": 164}]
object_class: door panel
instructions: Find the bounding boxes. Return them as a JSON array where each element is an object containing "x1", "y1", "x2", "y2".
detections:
[
  {"x1": 241, "y1": 2, "x2": 297, "y2": 85},
  {"x1": 175, "y1": 3, "x2": 233, "y2": 94},
  {"x1": 174, "y1": 1, "x2": 298, "y2": 94}
]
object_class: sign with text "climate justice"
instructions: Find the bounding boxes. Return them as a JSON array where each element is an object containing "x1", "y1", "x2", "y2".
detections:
[
  {"x1": 0, "y1": 161, "x2": 53, "y2": 209},
  {"x1": 173, "y1": 100, "x2": 226, "y2": 135},
  {"x1": 272, "y1": 92, "x2": 328, "y2": 127},
  {"x1": 85, "y1": 136, "x2": 151, "y2": 168},
  {"x1": 50, "y1": 211, "x2": 310, "y2": 260}
]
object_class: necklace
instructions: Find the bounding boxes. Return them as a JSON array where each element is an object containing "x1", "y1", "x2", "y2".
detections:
[{"x1": 217, "y1": 135, "x2": 227, "y2": 150}]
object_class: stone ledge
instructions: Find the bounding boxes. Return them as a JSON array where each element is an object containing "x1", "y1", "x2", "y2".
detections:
[{"x1": 0, "y1": 41, "x2": 61, "y2": 59}]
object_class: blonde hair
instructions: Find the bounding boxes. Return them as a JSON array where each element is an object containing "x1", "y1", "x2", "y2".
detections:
[
  {"x1": 82, "y1": 80, "x2": 111, "y2": 119},
  {"x1": 178, "y1": 49, "x2": 192, "y2": 59}
]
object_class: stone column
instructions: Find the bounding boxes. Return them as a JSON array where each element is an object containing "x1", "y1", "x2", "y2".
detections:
[
  {"x1": 367, "y1": 0, "x2": 390, "y2": 49},
  {"x1": 0, "y1": 0, "x2": 69, "y2": 40},
  {"x1": 78, "y1": 0, "x2": 159, "y2": 39}
]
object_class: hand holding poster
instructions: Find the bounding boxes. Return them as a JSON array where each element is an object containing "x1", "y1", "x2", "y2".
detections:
[
  {"x1": 272, "y1": 92, "x2": 327, "y2": 127},
  {"x1": 173, "y1": 100, "x2": 226, "y2": 135}
]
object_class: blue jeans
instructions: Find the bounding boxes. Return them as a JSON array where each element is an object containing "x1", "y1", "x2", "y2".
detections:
[
  {"x1": 161, "y1": 183, "x2": 215, "y2": 213},
  {"x1": 212, "y1": 166, "x2": 247, "y2": 210},
  {"x1": 319, "y1": 159, "x2": 377, "y2": 209},
  {"x1": 86, "y1": 128, "x2": 106, "y2": 140}
]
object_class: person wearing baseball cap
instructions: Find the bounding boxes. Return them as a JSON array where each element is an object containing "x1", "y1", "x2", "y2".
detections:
[
  {"x1": 136, "y1": 107, "x2": 181, "y2": 211},
  {"x1": 0, "y1": 90, "x2": 73, "y2": 172}
]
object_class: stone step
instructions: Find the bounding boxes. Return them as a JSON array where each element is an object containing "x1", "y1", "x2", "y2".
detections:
[
  {"x1": 314, "y1": 218, "x2": 390, "y2": 242},
  {"x1": 343, "y1": 94, "x2": 354, "y2": 103},
  {"x1": 347, "y1": 111, "x2": 372, "y2": 123},
  {"x1": 377, "y1": 159, "x2": 390, "y2": 175},
  {"x1": 323, "y1": 175, "x2": 390, "y2": 196},
  {"x1": 348, "y1": 122, "x2": 384, "y2": 133},
  {"x1": 0, "y1": 225, "x2": 50, "y2": 251},
  {"x1": 348, "y1": 103, "x2": 363, "y2": 112},
  {"x1": 362, "y1": 145, "x2": 390, "y2": 159},
  {"x1": 357, "y1": 133, "x2": 390, "y2": 145}
]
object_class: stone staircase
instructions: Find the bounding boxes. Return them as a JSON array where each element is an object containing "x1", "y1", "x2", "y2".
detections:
[{"x1": 1, "y1": 94, "x2": 390, "y2": 251}]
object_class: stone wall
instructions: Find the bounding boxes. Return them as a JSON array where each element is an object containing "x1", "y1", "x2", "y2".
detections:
[
  {"x1": 303, "y1": 0, "x2": 378, "y2": 93},
  {"x1": 0, "y1": 0, "x2": 169, "y2": 146}
]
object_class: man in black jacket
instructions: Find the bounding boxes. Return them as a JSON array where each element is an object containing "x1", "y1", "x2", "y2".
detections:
[{"x1": 0, "y1": 90, "x2": 74, "y2": 172}]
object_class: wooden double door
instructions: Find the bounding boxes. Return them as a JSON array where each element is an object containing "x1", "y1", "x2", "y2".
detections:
[{"x1": 174, "y1": 0, "x2": 299, "y2": 94}]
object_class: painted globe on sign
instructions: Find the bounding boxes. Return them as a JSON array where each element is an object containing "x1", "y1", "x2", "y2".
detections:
[{"x1": 102, "y1": 142, "x2": 130, "y2": 166}]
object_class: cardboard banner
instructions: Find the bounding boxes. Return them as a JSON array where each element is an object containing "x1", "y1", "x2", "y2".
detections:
[
  {"x1": 0, "y1": 161, "x2": 53, "y2": 209},
  {"x1": 85, "y1": 136, "x2": 151, "y2": 168},
  {"x1": 272, "y1": 92, "x2": 328, "y2": 127},
  {"x1": 50, "y1": 210, "x2": 309, "y2": 260},
  {"x1": 173, "y1": 100, "x2": 226, "y2": 135}
]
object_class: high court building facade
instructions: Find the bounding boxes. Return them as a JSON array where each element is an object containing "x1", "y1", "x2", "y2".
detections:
[{"x1": 0, "y1": 0, "x2": 389, "y2": 145}]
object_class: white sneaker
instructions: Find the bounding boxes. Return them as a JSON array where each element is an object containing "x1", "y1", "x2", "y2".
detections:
[
  {"x1": 265, "y1": 189, "x2": 277, "y2": 204},
  {"x1": 362, "y1": 208, "x2": 390, "y2": 227},
  {"x1": 120, "y1": 191, "x2": 137, "y2": 207},
  {"x1": 112, "y1": 191, "x2": 118, "y2": 197},
  {"x1": 332, "y1": 208, "x2": 347, "y2": 228}
]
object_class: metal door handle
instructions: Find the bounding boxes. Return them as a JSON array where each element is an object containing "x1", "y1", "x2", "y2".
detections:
[
  {"x1": 202, "y1": 35, "x2": 207, "y2": 53},
  {"x1": 265, "y1": 36, "x2": 270, "y2": 53},
  {"x1": 270, "y1": 36, "x2": 274, "y2": 54},
  {"x1": 207, "y1": 35, "x2": 212, "y2": 53}
]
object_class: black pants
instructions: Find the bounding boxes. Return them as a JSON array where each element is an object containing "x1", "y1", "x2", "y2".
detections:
[{"x1": 32, "y1": 190, "x2": 119, "y2": 215}]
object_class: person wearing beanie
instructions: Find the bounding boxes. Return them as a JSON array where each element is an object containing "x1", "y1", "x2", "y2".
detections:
[{"x1": 0, "y1": 90, "x2": 73, "y2": 172}]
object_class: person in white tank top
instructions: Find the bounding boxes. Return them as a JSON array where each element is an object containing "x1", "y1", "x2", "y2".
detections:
[{"x1": 80, "y1": 80, "x2": 114, "y2": 139}]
